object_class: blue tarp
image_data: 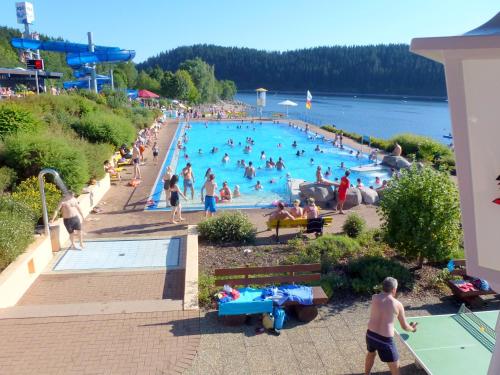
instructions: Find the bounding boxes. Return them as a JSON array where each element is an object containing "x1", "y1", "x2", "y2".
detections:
[{"x1": 218, "y1": 287, "x2": 273, "y2": 316}]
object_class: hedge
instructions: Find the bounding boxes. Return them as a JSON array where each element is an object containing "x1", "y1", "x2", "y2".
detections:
[
  {"x1": 71, "y1": 111, "x2": 136, "y2": 147},
  {"x1": 3, "y1": 131, "x2": 89, "y2": 192},
  {"x1": 0, "y1": 103, "x2": 41, "y2": 139},
  {"x1": 0, "y1": 197, "x2": 35, "y2": 272}
]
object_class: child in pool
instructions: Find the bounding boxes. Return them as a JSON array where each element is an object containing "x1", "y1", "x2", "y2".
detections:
[{"x1": 254, "y1": 181, "x2": 263, "y2": 190}]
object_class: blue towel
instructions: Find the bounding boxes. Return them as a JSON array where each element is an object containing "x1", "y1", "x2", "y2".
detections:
[{"x1": 278, "y1": 285, "x2": 313, "y2": 305}]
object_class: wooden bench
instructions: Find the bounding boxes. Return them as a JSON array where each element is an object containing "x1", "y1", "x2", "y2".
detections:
[
  {"x1": 214, "y1": 263, "x2": 329, "y2": 324},
  {"x1": 266, "y1": 217, "x2": 333, "y2": 241},
  {"x1": 448, "y1": 259, "x2": 496, "y2": 306}
]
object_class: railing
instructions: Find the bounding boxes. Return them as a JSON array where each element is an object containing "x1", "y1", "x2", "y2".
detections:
[{"x1": 38, "y1": 168, "x2": 68, "y2": 236}]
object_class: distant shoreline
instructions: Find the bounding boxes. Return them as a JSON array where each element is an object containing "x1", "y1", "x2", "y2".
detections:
[{"x1": 237, "y1": 90, "x2": 447, "y2": 102}]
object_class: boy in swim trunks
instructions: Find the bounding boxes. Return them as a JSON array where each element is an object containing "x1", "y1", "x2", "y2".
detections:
[
  {"x1": 200, "y1": 174, "x2": 217, "y2": 217},
  {"x1": 132, "y1": 143, "x2": 141, "y2": 180},
  {"x1": 182, "y1": 163, "x2": 195, "y2": 200},
  {"x1": 365, "y1": 277, "x2": 417, "y2": 375},
  {"x1": 51, "y1": 191, "x2": 85, "y2": 249}
]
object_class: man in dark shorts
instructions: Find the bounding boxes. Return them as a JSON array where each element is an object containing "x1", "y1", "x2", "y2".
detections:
[
  {"x1": 51, "y1": 191, "x2": 85, "y2": 249},
  {"x1": 365, "y1": 277, "x2": 417, "y2": 375}
]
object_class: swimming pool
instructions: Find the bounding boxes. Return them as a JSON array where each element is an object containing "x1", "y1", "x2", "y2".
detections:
[{"x1": 147, "y1": 121, "x2": 390, "y2": 211}]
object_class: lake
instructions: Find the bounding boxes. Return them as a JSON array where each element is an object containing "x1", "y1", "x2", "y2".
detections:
[{"x1": 235, "y1": 92, "x2": 451, "y2": 143}]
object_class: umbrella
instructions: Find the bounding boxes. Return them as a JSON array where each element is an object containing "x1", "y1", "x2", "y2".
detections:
[
  {"x1": 138, "y1": 89, "x2": 160, "y2": 98},
  {"x1": 278, "y1": 99, "x2": 298, "y2": 117}
]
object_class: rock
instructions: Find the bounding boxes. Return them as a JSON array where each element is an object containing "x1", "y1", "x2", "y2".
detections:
[
  {"x1": 359, "y1": 187, "x2": 379, "y2": 205},
  {"x1": 299, "y1": 182, "x2": 335, "y2": 203},
  {"x1": 333, "y1": 187, "x2": 362, "y2": 209},
  {"x1": 382, "y1": 155, "x2": 412, "y2": 170}
]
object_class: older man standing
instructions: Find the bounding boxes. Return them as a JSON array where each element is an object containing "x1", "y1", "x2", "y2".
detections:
[
  {"x1": 51, "y1": 191, "x2": 85, "y2": 250},
  {"x1": 365, "y1": 277, "x2": 418, "y2": 375}
]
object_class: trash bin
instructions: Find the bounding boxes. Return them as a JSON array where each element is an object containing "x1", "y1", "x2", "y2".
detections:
[{"x1": 49, "y1": 225, "x2": 61, "y2": 252}]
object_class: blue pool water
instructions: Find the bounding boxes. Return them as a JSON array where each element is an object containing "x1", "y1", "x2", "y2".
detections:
[{"x1": 147, "y1": 121, "x2": 390, "y2": 211}]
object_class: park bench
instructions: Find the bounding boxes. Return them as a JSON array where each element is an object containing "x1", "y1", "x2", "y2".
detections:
[
  {"x1": 266, "y1": 217, "x2": 332, "y2": 241},
  {"x1": 214, "y1": 263, "x2": 328, "y2": 324},
  {"x1": 448, "y1": 259, "x2": 496, "y2": 306}
]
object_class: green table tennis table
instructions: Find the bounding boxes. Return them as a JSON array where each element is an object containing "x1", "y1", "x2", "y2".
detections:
[{"x1": 396, "y1": 305, "x2": 498, "y2": 375}]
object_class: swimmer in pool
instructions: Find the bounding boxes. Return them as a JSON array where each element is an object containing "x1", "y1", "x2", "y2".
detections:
[
  {"x1": 276, "y1": 157, "x2": 286, "y2": 171},
  {"x1": 244, "y1": 162, "x2": 256, "y2": 179},
  {"x1": 254, "y1": 180, "x2": 263, "y2": 190},
  {"x1": 222, "y1": 153, "x2": 230, "y2": 163},
  {"x1": 260, "y1": 151, "x2": 266, "y2": 160}
]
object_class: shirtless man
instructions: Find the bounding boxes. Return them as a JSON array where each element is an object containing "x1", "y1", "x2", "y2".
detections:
[
  {"x1": 182, "y1": 163, "x2": 195, "y2": 200},
  {"x1": 244, "y1": 161, "x2": 256, "y2": 179},
  {"x1": 51, "y1": 191, "x2": 85, "y2": 249},
  {"x1": 200, "y1": 173, "x2": 217, "y2": 217},
  {"x1": 365, "y1": 277, "x2": 417, "y2": 375},
  {"x1": 315, "y1": 166, "x2": 324, "y2": 183}
]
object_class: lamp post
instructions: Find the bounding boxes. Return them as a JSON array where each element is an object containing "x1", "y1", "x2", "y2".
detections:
[{"x1": 411, "y1": 13, "x2": 500, "y2": 374}]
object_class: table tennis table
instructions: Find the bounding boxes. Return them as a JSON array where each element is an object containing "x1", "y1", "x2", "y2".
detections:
[{"x1": 396, "y1": 304, "x2": 498, "y2": 375}]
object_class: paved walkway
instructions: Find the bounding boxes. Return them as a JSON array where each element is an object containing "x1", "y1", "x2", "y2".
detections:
[{"x1": 186, "y1": 296, "x2": 457, "y2": 375}]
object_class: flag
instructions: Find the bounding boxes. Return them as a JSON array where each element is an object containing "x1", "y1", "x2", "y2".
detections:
[{"x1": 306, "y1": 90, "x2": 312, "y2": 109}]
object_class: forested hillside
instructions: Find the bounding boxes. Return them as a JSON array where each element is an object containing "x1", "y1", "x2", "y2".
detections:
[{"x1": 138, "y1": 44, "x2": 446, "y2": 97}]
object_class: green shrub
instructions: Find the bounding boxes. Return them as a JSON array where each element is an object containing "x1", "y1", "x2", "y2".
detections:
[
  {"x1": 357, "y1": 229, "x2": 388, "y2": 257},
  {"x1": 348, "y1": 256, "x2": 413, "y2": 294},
  {"x1": 0, "y1": 197, "x2": 36, "y2": 271},
  {"x1": 198, "y1": 272, "x2": 217, "y2": 307},
  {"x1": 70, "y1": 89, "x2": 107, "y2": 106},
  {"x1": 11, "y1": 177, "x2": 62, "y2": 222},
  {"x1": 288, "y1": 234, "x2": 361, "y2": 273},
  {"x1": 389, "y1": 134, "x2": 453, "y2": 162},
  {"x1": 71, "y1": 112, "x2": 136, "y2": 147},
  {"x1": 321, "y1": 125, "x2": 336, "y2": 133},
  {"x1": 0, "y1": 167, "x2": 17, "y2": 192},
  {"x1": 342, "y1": 213, "x2": 366, "y2": 238},
  {"x1": 102, "y1": 88, "x2": 128, "y2": 109},
  {"x1": 197, "y1": 211, "x2": 256, "y2": 244},
  {"x1": 79, "y1": 141, "x2": 114, "y2": 180},
  {"x1": 378, "y1": 165, "x2": 462, "y2": 266},
  {"x1": 3, "y1": 131, "x2": 89, "y2": 192},
  {"x1": 0, "y1": 103, "x2": 40, "y2": 139}
]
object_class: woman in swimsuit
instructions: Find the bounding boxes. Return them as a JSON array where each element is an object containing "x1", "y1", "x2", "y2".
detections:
[{"x1": 169, "y1": 175, "x2": 187, "y2": 223}]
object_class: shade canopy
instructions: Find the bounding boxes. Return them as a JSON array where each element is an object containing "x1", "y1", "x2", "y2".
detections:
[
  {"x1": 278, "y1": 100, "x2": 298, "y2": 107},
  {"x1": 138, "y1": 89, "x2": 159, "y2": 98}
]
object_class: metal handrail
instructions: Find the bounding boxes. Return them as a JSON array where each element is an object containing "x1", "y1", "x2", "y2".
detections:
[{"x1": 38, "y1": 168, "x2": 68, "y2": 236}]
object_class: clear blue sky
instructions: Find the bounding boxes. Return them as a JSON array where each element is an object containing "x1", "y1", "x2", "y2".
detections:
[{"x1": 0, "y1": 0, "x2": 498, "y2": 62}]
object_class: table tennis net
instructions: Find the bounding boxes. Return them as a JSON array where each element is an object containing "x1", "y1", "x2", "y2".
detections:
[{"x1": 453, "y1": 304, "x2": 496, "y2": 352}]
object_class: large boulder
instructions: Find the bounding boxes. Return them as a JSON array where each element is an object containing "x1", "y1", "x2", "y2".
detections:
[
  {"x1": 332, "y1": 187, "x2": 362, "y2": 209},
  {"x1": 359, "y1": 187, "x2": 379, "y2": 205},
  {"x1": 382, "y1": 155, "x2": 412, "y2": 170},
  {"x1": 299, "y1": 182, "x2": 335, "y2": 203}
]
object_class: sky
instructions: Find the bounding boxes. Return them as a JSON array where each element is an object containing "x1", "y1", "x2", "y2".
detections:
[{"x1": 0, "y1": 1, "x2": 499, "y2": 62}]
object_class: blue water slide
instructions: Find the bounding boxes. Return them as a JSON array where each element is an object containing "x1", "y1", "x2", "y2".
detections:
[
  {"x1": 66, "y1": 50, "x2": 136, "y2": 67},
  {"x1": 63, "y1": 77, "x2": 111, "y2": 90},
  {"x1": 11, "y1": 38, "x2": 120, "y2": 53}
]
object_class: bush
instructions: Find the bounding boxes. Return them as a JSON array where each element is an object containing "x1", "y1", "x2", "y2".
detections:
[
  {"x1": 357, "y1": 229, "x2": 388, "y2": 257},
  {"x1": 0, "y1": 103, "x2": 40, "y2": 139},
  {"x1": 389, "y1": 134, "x2": 453, "y2": 163},
  {"x1": 348, "y1": 256, "x2": 413, "y2": 294},
  {"x1": 0, "y1": 197, "x2": 36, "y2": 271},
  {"x1": 197, "y1": 211, "x2": 256, "y2": 244},
  {"x1": 11, "y1": 177, "x2": 62, "y2": 222},
  {"x1": 3, "y1": 131, "x2": 89, "y2": 192},
  {"x1": 378, "y1": 165, "x2": 462, "y2": 266},
  {"x1": 79, "y1": 141, "x2": 114, "y2": 180},
  {"x1": 71, "y1": 112, "x2": 136, "y2": 147},
  {"x1": 288, "y1": 234, "x2": 361, "y2": 273},
  {"x1": 198, "y1": 272, "x2": 217, "y2": 307},
  {"x1": 342, "y1": 213, "x2": 366, "y2": 238},
  {"x1": 0, "y1": 167, "x2": 17, "y2": 192},
  {"x1": 321, "y1": 125, "x2": 336, "y2": 133}
]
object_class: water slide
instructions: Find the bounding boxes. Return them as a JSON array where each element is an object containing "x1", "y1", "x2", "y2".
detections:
[{"x1": 11, "y1": 38, "x2": 135, "y2": 88}]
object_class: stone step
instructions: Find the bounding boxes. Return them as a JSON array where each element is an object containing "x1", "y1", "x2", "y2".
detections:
[{"x1": 0, "y1": 299, "x2": 183, "y2": 320}]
